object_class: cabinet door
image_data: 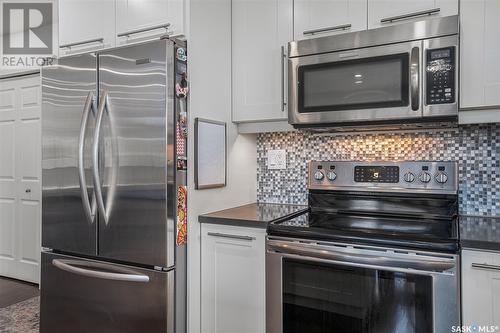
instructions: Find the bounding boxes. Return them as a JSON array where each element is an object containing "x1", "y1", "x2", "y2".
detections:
[
  {"x1": 460, "y1": 0, "x2": 500, "y2": 109},
  {"x1": 462, "y1": 250, "x2": 500, "y2": 327},
  {"x1": 232, "y1": 0, "x2": 292, "y2": 122},
  {"x1": 368, "y1": 0, "x2": 458, "y2": 29},
  {"x1": 59, "y1": 0, "x2": 115, "y2": 56},
  {"x1": 294, "y1": 0, "x2": 367, "y2": 40},
  {"x1": 201, "y1": 224, "x2": 266, "y2": 333},
  {"x1": 115, "y1": 0, "x2": 184, "y2": 46}
]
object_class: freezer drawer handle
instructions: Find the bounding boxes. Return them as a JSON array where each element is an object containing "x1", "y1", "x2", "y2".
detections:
[
  {"x1": 78, "y1": 91, "x2": 97, "y2": 225},
  {"x1": 52, "y1": 259, "x2": 150, "y2": 283},
  {"x1": 472, "y1": 263, "x2": 500, "y2": 272},
  {"x1": 207, "y1": 232, "x2": 255, "y2": 241},
  {"x1": 117, "y1": 23, "x2": 171, "y2": 38}
]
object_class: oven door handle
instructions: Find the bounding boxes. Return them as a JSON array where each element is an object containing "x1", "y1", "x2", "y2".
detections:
[{"x1": 267, "y1": 240, "x2": 456, "y2": 274}]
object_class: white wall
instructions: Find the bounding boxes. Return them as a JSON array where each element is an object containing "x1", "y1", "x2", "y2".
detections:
[{"x1": 186, "y1": 1, "x2": 257, "y2": 332}]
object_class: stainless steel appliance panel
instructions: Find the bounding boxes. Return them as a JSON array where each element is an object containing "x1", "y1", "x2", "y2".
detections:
[
  {"x1": 96, "y1": 40, "x2": 175, "y2": 268},
  {"x1": 40, "y1": 251, "x2": 173, "y2": 333},
  {"x1": 266, "y1": 237, "x2": 460, "y2": 333},
  {"x1": 41, "y1": 53, "x2": 98, "y2": 256},
  {"x1": 288, "y1": 15, "x2": 459, "y2": 58},
  {"x1": 423, "y1": 35, "x2": 459, "y2": 117},
  {"x1": 308, "y1": 160, "x2": 458, "y2": 194},
  {"x1": 289, "y1": 41, "x2": 423, "y2": 125}
]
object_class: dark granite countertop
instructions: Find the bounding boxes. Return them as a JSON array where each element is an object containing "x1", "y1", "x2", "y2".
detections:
[
  {"x1": 198, "y1": 203, "x2": 309, "y2": 229},
  {"x1": 460, "y1": 215, "x2": 500, "y2": 251}
]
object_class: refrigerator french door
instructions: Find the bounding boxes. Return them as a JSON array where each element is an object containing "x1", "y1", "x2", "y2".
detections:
[{"x1": 41, "y1": 38, "x2": 187, "y2": 333}]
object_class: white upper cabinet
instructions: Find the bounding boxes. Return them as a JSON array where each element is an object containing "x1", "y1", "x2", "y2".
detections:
[
  {"x1": 368, "y1": 0, "x2": 458, "y2": 29},
  {"x1": 58, "y1": 0, "x2": 115, "y2": 55},
  {"x1": 115, "y1": 0, "x2": 184, "y2": 46},
  {"x1": 294, "y1": 0, "x2": 367, "y2": 40},
  {"x1": 460, "y1": 0, "x2": 500, "y2": 109},
  {"x1": 232, "y1": 0, "x2": 293, "y2": 122}
]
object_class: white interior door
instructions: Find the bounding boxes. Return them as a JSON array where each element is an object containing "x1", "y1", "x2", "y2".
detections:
[{"x1": 0, "y1": 74, "x2": 41, "y2": 284}]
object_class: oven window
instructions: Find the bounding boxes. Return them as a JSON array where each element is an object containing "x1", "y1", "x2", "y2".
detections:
[
  {"x1": 298, "y1": 54, "x2": 409, "y2": 113},
  {"x1": 282, "y1": 259, "x2": 432, "y2": 333}
]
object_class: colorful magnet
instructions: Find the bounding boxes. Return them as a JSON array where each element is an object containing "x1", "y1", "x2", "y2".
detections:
[
  {"x1": 176, "y1": 48, "x2": 187, "y2": 62},
  {"x1": 176, "y1": 73, "x2": 189, "y2": 98},
  {"x1": 176, "y1": 186, "x2": 188, "y2": 246}
]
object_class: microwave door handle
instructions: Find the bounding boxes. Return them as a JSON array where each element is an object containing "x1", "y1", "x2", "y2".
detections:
[
  {"x1": 281, "y1": 45, "x2": 286, "y2": 112},
  {"x1": 410, "y1": 46, "x2": 420, "y2": 111}
]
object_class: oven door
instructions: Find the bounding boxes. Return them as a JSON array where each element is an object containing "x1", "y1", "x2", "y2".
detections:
[
  {"x1": 266, "y1": 237, "x2": 460, "y2": 333},
  {"x1": 288, "y1": 41, "x2": 422, "y2": 126}
]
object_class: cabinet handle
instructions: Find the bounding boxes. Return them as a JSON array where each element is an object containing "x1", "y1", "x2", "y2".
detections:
[
  {"x1": 281, "y1": 45, "x2": 287, "y2": 112},
  {"x1": 60, "y1": 38, "x2": 104, "y2": 49},
  {"x1": 303, "y1": 24, "x2": 351, "y2": 36},
  {"x1": 381, "y1": 8, "x2": 440, "y2": 24},
  {"x1": 471, "y1": 263, "x2": 500, "y2": 272},
  {"x1": 117, "y1": 23, "x2": 171, "y2": 38},
  {"x1": 207, "y1": 232, "x2": 255, "y2": 241}
]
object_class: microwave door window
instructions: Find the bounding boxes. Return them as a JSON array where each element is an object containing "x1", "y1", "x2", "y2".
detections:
[
  {"x1": 298, "y1": 54, "x2": 409, "y2": 113},
  {"x1": 282, "y1": 259, "x2": 432, "y2": 333}
]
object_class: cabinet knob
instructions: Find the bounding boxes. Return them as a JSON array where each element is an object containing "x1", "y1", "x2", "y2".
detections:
[{"x1": 25, "y1": 188, "x2": 31, "y2": 193}]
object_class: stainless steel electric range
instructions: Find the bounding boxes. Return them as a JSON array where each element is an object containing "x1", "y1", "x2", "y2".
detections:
[{"x1": 266, "y1": 161, "x2": 460, "y2": 333}]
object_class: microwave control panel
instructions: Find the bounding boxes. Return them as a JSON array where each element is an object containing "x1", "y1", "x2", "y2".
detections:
[{"x1": 426, "y1": 47, "x2": 456, "y2": 105}]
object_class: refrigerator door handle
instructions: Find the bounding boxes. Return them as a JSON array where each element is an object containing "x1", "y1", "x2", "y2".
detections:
[
  {"x1": 78, "y1": 91, "x2": 97, "y2": 225},
  {"x1": 92, "y1": 91, "x2": 109, "y2": 224},
  {"x1": 52, "y1": 259, "x2": 150, "y2": 283}
]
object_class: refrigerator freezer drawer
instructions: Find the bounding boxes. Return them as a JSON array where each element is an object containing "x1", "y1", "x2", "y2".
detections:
[{"x1": 40, "y1": 252, "x2": 173, "y2": 333}]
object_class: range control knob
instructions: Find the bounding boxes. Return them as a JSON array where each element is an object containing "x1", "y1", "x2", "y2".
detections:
[
  {"x1": 326, "y1": 171, "x2": 337, "y2": 181},
  {"x1": 435, "y1": 172, "x2": 448, "y2": 184},
  {"x1": 314, "y1": 170, "x2": 324, "y2": 181},
  {"x1": 419, "y1": 171, "x2": 432, "y2": 183},
  {"x1": 403, "y1": 172, "x2": 415, "y2": 183}
]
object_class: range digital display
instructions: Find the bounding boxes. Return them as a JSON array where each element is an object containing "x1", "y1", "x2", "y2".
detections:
[{"x1": 354, "y1": 166, "x2": 399, "y2": 183}]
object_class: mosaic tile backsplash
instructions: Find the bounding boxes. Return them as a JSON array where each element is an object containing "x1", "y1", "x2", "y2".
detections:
[{"x1": 257, "y1": 124, "x2": 500, "y2": 216}]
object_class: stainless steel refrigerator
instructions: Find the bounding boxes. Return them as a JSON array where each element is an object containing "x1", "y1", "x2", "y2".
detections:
[{"x1": 40, "y1": 38, "x2": 188, "y2": 333}]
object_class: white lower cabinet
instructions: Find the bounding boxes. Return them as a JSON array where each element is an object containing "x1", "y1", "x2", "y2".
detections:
[
  {"x1": 462, "y1": 249, "x2": 500, "y2": 327},
  {"x1": 201, "y1": 223, "x2": 266, "y2": 333}
]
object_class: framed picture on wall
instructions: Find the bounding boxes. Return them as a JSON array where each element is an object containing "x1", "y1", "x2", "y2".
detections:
[{"x1": 194, "y1": 118, "x2": 227, "y2": 189}]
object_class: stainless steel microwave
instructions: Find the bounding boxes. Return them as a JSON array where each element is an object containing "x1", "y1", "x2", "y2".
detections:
[{"x1": 288, "y1": 15, "x2": 459, "y2": 131}]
